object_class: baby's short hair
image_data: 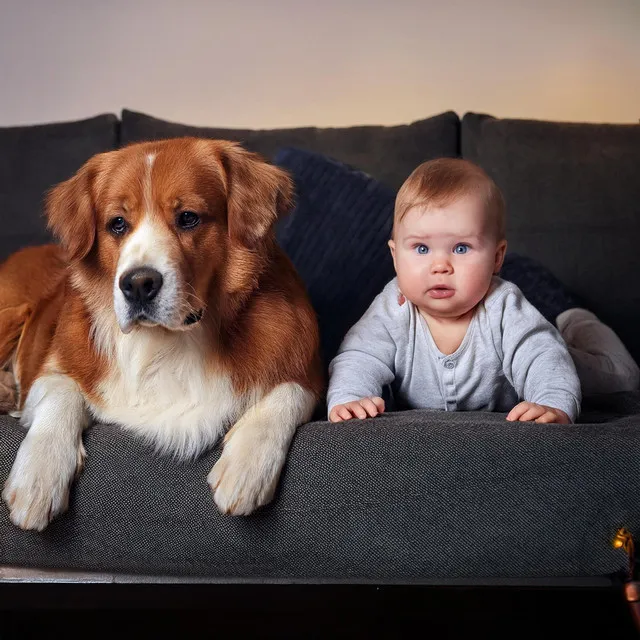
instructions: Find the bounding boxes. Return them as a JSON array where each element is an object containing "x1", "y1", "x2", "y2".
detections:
[{"x1": 393, "y1": 158, "x2": 506, "y2": 239}]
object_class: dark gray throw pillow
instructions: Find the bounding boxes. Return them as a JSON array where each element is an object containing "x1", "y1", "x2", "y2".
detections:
[{"x1": 273, "y1": 147, "x2": 397, "y2": 376}]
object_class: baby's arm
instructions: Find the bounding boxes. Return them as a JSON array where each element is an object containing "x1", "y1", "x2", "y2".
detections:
[
  {"x1": 496, "y1": 287, "x2": 581, "y2": 423},
  {"x1": 327, "y1": 292, "x2": 398, "y2": 422}
]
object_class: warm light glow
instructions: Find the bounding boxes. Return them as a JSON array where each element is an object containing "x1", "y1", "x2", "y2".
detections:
[{"x1": 614, "y1": 528, "x2": 634, "y2": 553}]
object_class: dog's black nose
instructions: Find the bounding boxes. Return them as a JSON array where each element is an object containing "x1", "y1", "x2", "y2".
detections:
[{"x1": 119, "y1": 268, "x2": 163, "y2": 304}]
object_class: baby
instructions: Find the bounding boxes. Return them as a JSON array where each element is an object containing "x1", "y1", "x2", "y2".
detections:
[{"x1": 327, "y1": 158, "x2": 581, "y2": 424}]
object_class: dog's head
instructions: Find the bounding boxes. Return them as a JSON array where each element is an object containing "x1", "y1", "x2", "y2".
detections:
[{"x1": 46, "y1": 138, "x2": 293, "y2": 334}]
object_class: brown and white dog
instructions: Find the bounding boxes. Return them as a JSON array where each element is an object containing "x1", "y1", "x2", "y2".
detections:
[{"x1": 0, "y1": 137, "x2": 323, "y2": 531}]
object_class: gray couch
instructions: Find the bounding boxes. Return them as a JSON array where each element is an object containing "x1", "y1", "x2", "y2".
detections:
[{"x1": 0, "y1": 109, "x2": 639, "y2": 587}]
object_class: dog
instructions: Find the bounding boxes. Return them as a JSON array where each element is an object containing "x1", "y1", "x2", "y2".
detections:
[{"x1": 0, "y1": 137, "x2": 323, "y2": 531}]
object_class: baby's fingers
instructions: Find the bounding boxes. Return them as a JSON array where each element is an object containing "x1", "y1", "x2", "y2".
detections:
[
  {"x1": 330, "y1": 398, "x2": 386, "y2": 423},
  {"x1": 370, "y1": 397, "x2": 386, "y2": 413},
  {"x1": 346, "y1": 401, "x2": 368, "y2": 420},
  {"x1": 534, "y1": 411, "x2": 559, "y2": 424},
  {"x1": 506, "y1": 402, "x2": 530, "y2": 422},
  {"x1": 360, "y1": 397, "x2": 382, "y2": 417},
  {"x1": 518, "y1": 405, "x2": 546, "y2": 422},
  {"x1": 536, "y1": 409, "x2": 571, "y2": 424},
  {"x1": 329, "y1": 406, "x2": 352, "y2": 422}
]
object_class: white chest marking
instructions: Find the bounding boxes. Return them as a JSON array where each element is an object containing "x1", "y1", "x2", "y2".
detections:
[{"x1": 89, "y1": 322, "x2": 251, "y2": 460}]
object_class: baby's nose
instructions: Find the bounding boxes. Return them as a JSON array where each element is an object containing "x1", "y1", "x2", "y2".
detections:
[{"x1": 431, "y1": 259, "x2": 453, "y2": 274}]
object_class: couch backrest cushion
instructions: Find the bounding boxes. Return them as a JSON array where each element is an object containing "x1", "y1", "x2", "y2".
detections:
[
  {"x1": 0, "y1": 114, "x2": 120, "y2": 262},
  {"x1": 462, "y1": 112, "x2": 640, "y2": 363},
  {"x1": 120, "y1": 109, "x2": 460, "y2": 191}
]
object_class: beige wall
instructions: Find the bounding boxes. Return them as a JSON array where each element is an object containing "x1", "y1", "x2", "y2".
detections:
[{"x1": 1, "y1": 0, "x2": 638, "y2": 128}]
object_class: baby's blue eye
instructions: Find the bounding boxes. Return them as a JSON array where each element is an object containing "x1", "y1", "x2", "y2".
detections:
[
  {"x1": 415, "y1": 244, "x2": 429, "y2": 255},
  {"x1": 453, "y1": 244, "x2": 469, "y2": 254}
]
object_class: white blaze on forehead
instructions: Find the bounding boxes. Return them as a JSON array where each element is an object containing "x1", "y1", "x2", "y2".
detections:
[
  {"x1": 112, "y1": 153, "x2": 185, "y2": 332},
  {"x1": 144, "y1": 153, "x2": 156, "y2": 215},
  {"x1": 116, "y1": 216, "x2": 172, "y2": 277}
]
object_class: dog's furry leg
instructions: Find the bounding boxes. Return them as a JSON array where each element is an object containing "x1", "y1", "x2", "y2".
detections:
[
  {"x1": 0, "y1": 303, "x2": 31, "y2": 365},
  {"x1": 0, "y1": 303, "x2": 31, "y2": 414},
  {"x1": 2, "y1": 374, "x2": 89, "y2": 531},
  {"x1": 208, "y1": 382, "x2": 316, "y2": 515},
  {"x1": 0, "y1": 370, "x2": 17, "y2": 413},
  {"x1": 0, "y1": 303, "x2": 31, "y2": 367}
]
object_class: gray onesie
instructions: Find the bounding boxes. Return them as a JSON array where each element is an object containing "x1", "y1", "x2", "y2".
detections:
[{"x1": 327, "y1": 276, "x2": 582, "y2": 422}]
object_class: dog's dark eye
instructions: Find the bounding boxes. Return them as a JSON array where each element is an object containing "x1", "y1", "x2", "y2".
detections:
[
  {"x1": 177, "y1": 211, "x2": 200, "y2": 230},
  {"x1": 109, "y1": 216, "x2": 128, "y2": 236}
]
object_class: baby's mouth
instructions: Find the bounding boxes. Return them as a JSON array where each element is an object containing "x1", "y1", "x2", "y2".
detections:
[{"x1": 427, "y1": 285, "x2": 455, "y2": 299}]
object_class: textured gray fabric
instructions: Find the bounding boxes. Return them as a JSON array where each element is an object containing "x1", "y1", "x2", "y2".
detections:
[
  {"x1": 327, "y1": 276, "x2": 581, "y2": 421},
  {"x1": 119, "y1": 109, "x2": 460, "y2": 190},
  {"x1": 0, "y1": 114, "x2": 119, "y2": 262},
  {"x1": 461, "y1": 113, "x2": 640, "y2": 365},
  {"x1": 1, "y1": 394, "x2": 639, "y2": 580}
]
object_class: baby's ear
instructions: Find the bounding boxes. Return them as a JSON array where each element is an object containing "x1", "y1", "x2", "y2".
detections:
[
  {"x1": 494, "y1": 239, "x2": 508, "y2": 274},
  {"x1": 388, "y1": 239, "x2": 397, "y2": 270}
]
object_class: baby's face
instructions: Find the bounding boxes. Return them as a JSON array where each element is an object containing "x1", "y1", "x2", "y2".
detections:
[{"x1": 389, "y1": 192, "x2": 506, "y2": 320}]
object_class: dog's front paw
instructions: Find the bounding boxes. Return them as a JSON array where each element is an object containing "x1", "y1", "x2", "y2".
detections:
[
  {"x1": 2, "y1": 435, "x2": 78, "y2": 531},
  {"x1": 207, "y1": 435, "x2": 283, "y2": 516}
]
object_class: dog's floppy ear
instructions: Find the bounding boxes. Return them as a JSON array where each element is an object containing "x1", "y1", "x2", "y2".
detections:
[
  {"x1": 220, "y1": 143, "x2": 294, "y2": 247},
  {"x1": 46, "y1": 154, "x2": 106, "y2": 262}
]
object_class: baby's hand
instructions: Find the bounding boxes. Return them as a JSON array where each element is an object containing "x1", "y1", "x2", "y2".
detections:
[
  {"x1": 329, "y1": 397, "x2": 385, "y2": 422},
  {"x1": 506, "y1": 401, "x2": 570, "y2": 424}
]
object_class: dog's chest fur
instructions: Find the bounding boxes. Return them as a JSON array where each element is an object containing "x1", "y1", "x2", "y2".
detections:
[{"x1": 88, "y1": 322, "x2": 248, "y2": 459}]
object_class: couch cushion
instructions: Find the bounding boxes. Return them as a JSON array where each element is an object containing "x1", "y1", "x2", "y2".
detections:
[
  {"x1": 1, "y1": 395, "x2": 639, "y2": 580},
  {"x1": 461, "y1": 113, "x2": 640, "y2": 364},
  {"x1": 119, "y1": 109, "x2": 460, "y2": 190},
  {"x1": 0, "y1": 114, "x2": 120, "y2": 263}
]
